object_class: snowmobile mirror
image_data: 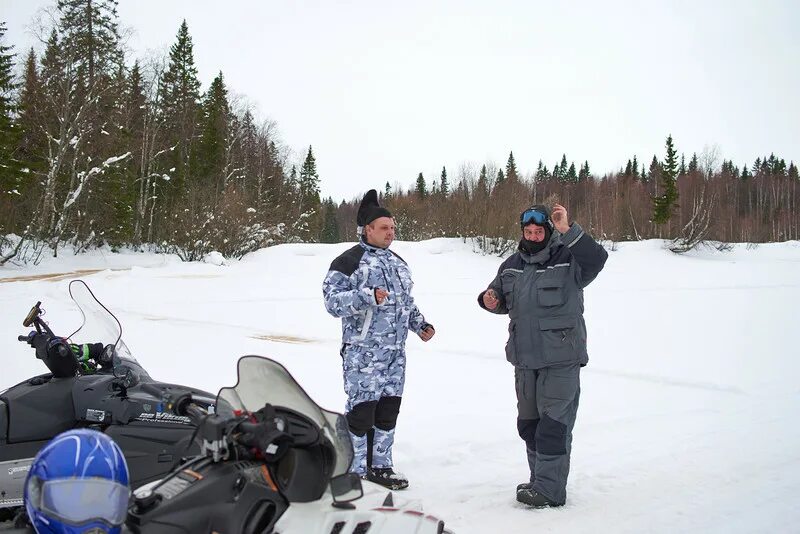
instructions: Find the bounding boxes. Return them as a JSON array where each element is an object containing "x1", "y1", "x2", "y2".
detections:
[
  {"x1": 330, "y1": 473, "x2": 363, "y2": 506},
  {"x1": 23, "y1": 301, "x2": 42, "y2": 328}
]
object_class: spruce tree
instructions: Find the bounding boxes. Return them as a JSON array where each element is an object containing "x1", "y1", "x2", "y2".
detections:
[
  {"x1": 56, "y1": 0, "x2": 122, "y2": 86},
  {"x1": 652, "y1": 135, "x2": 679, "y2": 225},
  {"x1": 558, "y1": 154, "x2": 569, "y2": 183},
  {"x1": 788, "y1": 162, "x2": 798, "y2": 181},
  {"x1": 476, "y1": 165, "x2": 489, "y2": 196},
  {"x1": 158, "y1": 20, "x2": 201, "y2": 200},
  {"x1": 688, "y1": 153, "x2": 698, "y2": 173},
  {"x1": 385, "y1": 181, "x2": 391, "y2": 197},
  {"x1": 534, "y1": 160, "x2": 549, "y2": 181},
  {"x1": 415, "y1": 172, "x2": 426, "y2": 199},
  {"x1": 506, "y1": 151, "x2": 519, "y2": 181},
  {"x1": 320, "y1": 197, "x2": 340, "y2": 243},
  {"x1": 632, "y1": 156, "x2": 639, "y2": 177},
  {"x1": 678, "y1": 154, "x2": 686, "y2": 175},
  {"x1": 195, "y1": 71, "x2": 230, "y2": 194},
  {"x1": 440, "y1": 166, "x2": 448, "y2": 196},
  {"x1": 0, "y1": 22, "x2": 17, "y2": 198},
  {"x1": 566, "y1": 162, "x2": 577, "y2": 182},
  {"x1": 578, "y1": 161, "x2": 590, "y2": 181},
  {"x1": 496, "y1": 168, "x2": 505, "y2": 185},
  {"x1": 299, "y1": 145, "x2": 321, "y2": 212}
]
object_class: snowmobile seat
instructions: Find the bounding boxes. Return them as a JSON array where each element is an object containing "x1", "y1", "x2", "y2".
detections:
[{"x1": 2, "y1": 377, "x2": 75, "y2": 443}]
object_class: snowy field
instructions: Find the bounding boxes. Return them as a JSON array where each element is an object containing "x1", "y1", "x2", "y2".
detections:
[{"x1": 2, "y1": 238, "x2": 799, "y2": 533}]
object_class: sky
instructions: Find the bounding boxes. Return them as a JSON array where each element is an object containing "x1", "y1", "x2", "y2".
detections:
[{"x1": 2, "y1": 0, "x2": 799, "y2": 201}]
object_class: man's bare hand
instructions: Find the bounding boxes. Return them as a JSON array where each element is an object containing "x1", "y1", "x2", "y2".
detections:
[
  {"x1": 552, "y1": 203, "x2": 570, "y2": 233},
  {"x1": 374, "y1": 288, "x2": 389, "y2": 304},
  {"x1": 483, "y1": 289, "x2": 499, "y2": 310},
  {"x1": 419, "y1": 326, "x2": 435, "y2": 342}
]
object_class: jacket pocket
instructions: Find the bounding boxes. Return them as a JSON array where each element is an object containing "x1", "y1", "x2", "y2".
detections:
[
  {"x1": 505, "y1": 322, "x2": 518, "y2": 365},
  {"x1": 537, "y1": 277, "x2": 565, "y2": 307},
  {"x1": 501, "y1": 270, "x2": 519, "y2": 310},
  {"x1": 539, "y1": 316, "x2": 577, "y2": 363}
]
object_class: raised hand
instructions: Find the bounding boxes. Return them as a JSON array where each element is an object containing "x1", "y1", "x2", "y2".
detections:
[{"x1": 551, "y1": 204, "x2": 570, "y2": 233}]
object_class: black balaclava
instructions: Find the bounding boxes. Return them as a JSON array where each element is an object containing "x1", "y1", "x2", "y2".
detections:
[{"x1": 518, "y1": 204, "x2": 554, "y2": 255}]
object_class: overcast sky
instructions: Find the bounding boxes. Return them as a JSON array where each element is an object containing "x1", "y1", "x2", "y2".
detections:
[{"x1": 3, "y1": 0, "x2": 798, "y2": 201}]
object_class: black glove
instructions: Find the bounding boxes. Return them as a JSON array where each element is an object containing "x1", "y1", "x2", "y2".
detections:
[{"x1": 240, "y1": 405, "x2": 295, "y2": 462}]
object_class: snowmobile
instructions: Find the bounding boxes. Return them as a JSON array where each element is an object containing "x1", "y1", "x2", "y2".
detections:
[
  {"x1": 0, "y1": 280, "x2": 216, "y2": 521},
  {"x1": 126, "y1": 355, "x2": 454, "y2": 533}
]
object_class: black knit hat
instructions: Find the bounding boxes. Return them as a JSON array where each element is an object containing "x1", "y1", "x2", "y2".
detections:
[{"x1": 357, "y1": 189, "x2": 393, "y2": 227}]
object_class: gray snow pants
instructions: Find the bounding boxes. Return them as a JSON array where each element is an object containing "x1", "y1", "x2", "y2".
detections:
[{"x1": 515, "y1": 363, "x2": 581, "y2": 505}]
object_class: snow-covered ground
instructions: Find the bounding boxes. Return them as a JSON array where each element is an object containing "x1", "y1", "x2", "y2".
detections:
[{"x1": 2, "y1": 238, "x2": 799, "y2": 533}]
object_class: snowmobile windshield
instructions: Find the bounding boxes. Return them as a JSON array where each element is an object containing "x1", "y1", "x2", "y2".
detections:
[
  {"x1": 215, "y1": 356, "x2": 353, "y2": 479},
  {"x1": 66, "y1": 280, "x2": 150, "y2": 384}
]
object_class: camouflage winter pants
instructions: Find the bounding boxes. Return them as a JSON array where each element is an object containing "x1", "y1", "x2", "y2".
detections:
[{"x1": 342, "y1": 344, "x2": 406, "y2": 474}]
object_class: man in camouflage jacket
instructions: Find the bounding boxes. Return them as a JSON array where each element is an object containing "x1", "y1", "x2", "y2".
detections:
[{"x1": 323, "y1": 190, "x2": 434, "y2": 490}]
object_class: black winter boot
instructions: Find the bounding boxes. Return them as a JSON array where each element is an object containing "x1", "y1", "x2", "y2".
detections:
[
  {"x1": 516, "y1": 487, "x2": 563, "y2": 508},
  {"x1": 366, "y1": 467, "x2": 409, "y2": 490}
]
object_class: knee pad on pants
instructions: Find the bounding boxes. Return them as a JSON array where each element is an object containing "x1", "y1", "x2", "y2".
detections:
[
  {"x1": 517, "y1": 418, "x2": 539, "y2": 447},
  {"x1": 347, "y1": 400, "x2": 378, "y2": 437},
  {"x1": 536, "y1": 414, "x2": 567, "y2": 455},
  {"x1": 374, "y1": 396, "x2": 402, "y2": 431}
]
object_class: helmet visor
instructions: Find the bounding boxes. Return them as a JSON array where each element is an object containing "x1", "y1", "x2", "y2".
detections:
[
  {"x1": 521, "y1": 208, "x2": 548, "y2": 226},
  {"x1": 40, "y1": 479, "x2": 130, "y2": 525}
]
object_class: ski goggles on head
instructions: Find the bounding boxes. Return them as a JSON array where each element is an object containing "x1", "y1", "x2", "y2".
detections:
[
  {"x1": 520, "y1": 207, "x2": 548, "y2": 226},
  {"x1": 33, "y1": 477, "x2": 130, "y2": 526}
]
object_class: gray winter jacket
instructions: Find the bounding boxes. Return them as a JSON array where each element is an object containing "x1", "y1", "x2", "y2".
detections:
[{"x1": 478, "y1": 223, "x2": 608, "y2": 369}]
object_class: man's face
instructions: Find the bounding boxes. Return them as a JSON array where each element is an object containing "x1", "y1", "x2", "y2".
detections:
[
  {"x1": 365, "y1": 217, "x2": 395, "y2": 248},
  {"x1": 523, "y1": 224, "x2": 546, "y2": 242}
]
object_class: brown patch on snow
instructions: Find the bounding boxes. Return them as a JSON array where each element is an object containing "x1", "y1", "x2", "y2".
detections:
[
  {"x1": 0, "y1": 269, "x2": 106, "y2": 284},
  {"x1": 251, "y1": 334, "x2": 315, "y2": 344}
]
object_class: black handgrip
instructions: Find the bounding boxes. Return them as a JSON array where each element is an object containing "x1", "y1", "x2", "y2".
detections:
[
  {"x1": 139, "y1": 382, "x2": 163, "y2": 397},
  {"x1": 184, "y1": 404, "x2": 207, "y2": 425},
  {"x1": 18, "y1": 335, "x2": 29, "y2": 342}
]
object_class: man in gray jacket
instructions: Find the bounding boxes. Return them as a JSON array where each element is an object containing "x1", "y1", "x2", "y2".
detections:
[{"x1": 478, "y1": 203, "x2": 607, "y2": 508}]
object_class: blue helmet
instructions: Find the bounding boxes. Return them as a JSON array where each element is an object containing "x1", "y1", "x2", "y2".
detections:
[{"x1": 24, "y1": 429, "x2": 130, "y2": 534}]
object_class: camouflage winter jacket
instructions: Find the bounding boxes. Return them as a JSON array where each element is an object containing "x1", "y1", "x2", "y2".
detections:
[{"x1": 323, "y1": 240, "x2": 429, "y2": 349}]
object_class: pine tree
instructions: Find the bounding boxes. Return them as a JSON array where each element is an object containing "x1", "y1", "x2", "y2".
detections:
[
  {"x1": 440, "y1": 166, "x2": 448, "y2": 196},
  {"x1": 415, "y1": 172, "x2": 426, "y2": 199},
  {"x1": 496, "y1": 168, "x2": 505, "y2": 185},
  {"x1": 652, "y1": 135, "x2": 679, "y2": 225},
  {"x1": 632, "y1": 156, "x2": 639, "y2": 177},
  {"x1": 678, "y1": 154, "x2": 686, "y2": 175},
  {"x1": 624, "y1": 160, "x2": 632, "y2": 176},
  {"x1": 505, "y1": 151, "x2": 519, "y2": 181}
]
